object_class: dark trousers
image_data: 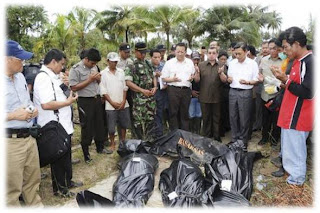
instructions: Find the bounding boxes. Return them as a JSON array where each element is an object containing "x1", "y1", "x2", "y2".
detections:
[
  {"x1": 167, "y1": 86, "x2": 191, "y2": 131},
  {"x1": 51, "y1": 134, "x2": 72, "y2": 193},
  {"x1": 229, "y1": 88, "x2": 253, "y2": 145},
  {"x1": 262, "y1": 100, "x2": 281, "y2": 144},
  {"x1": 201, "y1": 102, "x2": 221, "y2": 139},
  {"x1": 155, "y1": 88, "x2": 169, "y2": 137},
  {"x1": 220, "y1": 87, "x2": 230, "y2": 136},
  {"x1": 78, "y1": 97, "x2": 105, "y2": 158},
  {"x1": 253, "y1": 93, "x2": 263, "y2": 130}
]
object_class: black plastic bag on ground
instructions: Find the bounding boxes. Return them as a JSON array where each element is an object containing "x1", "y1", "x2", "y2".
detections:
[
  {"x1": 204, "y1": 147, "x2": 262, "y2": 200},
  {"x1": 76, "y1": 190, "x2": 114, "y2": 207},
  {"x1": 150, "y1": 129, "x2": 228, "y2": 165},
  {"x1": 159, "y1": 158, "x2": 205, "y2": 207},
  {"x1": 201, "y1": 184, "x2": 250, "y2": 207},
  {"x1": 117, "y1": 139, "x2": 151, "y2": 157},
  {"x1": 113, "y1": 153, "x2": 159, "y2": 207}
]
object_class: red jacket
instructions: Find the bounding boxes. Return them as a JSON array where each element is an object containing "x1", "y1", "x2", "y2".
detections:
[{"x1": 277, "y1": 51, "x2": 314, "y2": 131}]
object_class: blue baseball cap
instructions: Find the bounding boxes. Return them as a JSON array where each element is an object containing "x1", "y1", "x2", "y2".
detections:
[{"x1": 6, "y1": 40, "x2": 33, "y2": 60}]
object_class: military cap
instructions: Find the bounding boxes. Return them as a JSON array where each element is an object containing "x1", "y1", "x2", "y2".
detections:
[
  {"x1": 119, "y1": 43, "x2": 131, "y2": 52},
  {"x1": 156, "y1": 44, "x2": 166, "y2": 51},
  {"x1": 135, "y1": 42, "x2": 149, "y2": 53}
]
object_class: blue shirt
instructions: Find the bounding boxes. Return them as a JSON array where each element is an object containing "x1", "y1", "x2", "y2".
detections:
[{"x1": 5, "y1": 73, "x2": 33, "y2": 128}]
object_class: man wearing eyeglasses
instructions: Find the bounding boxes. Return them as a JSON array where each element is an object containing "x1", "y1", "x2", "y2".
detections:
[{"x1": 5, "y1": 40, "x2": 42, "y2": 206}]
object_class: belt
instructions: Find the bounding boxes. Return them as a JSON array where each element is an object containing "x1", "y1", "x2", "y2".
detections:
[
  {"x1": 170, "y1": 85, "x2": 190, "y2": 89},
  {"x1": 231, "y1": 88, "x2": 251, "y2": 91},
  {"x1": 78, "y1": 95, "x2": 100, "y2": 99},
  {"x1": 6, "y1": 128, "x2": 30, "y2": 138}
]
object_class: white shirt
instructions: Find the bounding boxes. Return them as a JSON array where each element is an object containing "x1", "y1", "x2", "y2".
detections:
[
  {"x1": 33, "y1": 65, "x2": 73, "y2": 134},
  {"x1": 161, "y1": 57, "x2": 195, "y2": 87},
  {"x1": 227, "y1": 57, "x2": 259, "y2": 89},
  {"x1": 100, "y1": 67, "x2": 129, "y2": 110}
]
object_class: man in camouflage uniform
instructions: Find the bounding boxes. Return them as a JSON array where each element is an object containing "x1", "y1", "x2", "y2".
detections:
[{"x1": 125, "y1": 42, "x2": 157, "y2": 141}]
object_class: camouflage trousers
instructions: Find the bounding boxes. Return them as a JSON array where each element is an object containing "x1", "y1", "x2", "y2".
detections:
[{"x1": 131, "y1": 97, "x2": 156, "y2": 141}]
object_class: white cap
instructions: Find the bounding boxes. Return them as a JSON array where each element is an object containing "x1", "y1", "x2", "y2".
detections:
[{"x1": 107, "y1": 52, "x2": 120, "y2": 62}]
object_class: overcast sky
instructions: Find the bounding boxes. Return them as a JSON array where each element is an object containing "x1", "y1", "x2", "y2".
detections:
[{"x1": 2, "y1": 0, "x2": 317, "y2": 31}]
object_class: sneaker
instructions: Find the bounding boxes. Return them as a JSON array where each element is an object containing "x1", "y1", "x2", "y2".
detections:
[
  {"x1": 271, "y1": 167, "x2": 285, "y2": 177},
  {"x1": 271, "y1": 156, "x2": 282, "y2": 168}
]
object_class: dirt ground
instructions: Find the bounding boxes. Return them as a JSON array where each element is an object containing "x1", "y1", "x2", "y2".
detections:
[{"x1": 39, "y1": 122, "x2": 314, "y2": 208}]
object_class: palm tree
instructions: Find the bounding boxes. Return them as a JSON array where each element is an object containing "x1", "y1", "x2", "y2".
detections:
[
  {"x1": 202, "y1": 5, "x2": 282, "y2": 47},
  {"x1": 97, "y1": 6, "x2": 135, "y2": 43},
  {"x1": 53, "y1": 14, "x2": 76, "y2": 51},
  {"x1": 175, "y1": 7, "x2": 205, "y2": 48},
  {"x1": 148, "y1": 6, "x2": 186, "y2": 52},
  {"x1": 68, "y1": 7, "x2": 101, "y2": 49}
]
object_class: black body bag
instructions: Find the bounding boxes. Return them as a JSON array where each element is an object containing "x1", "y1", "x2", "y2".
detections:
[{"x1": 36, "y1": 120, "x2": 70, "y2": 167}]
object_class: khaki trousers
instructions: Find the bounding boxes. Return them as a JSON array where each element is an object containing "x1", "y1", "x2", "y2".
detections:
[{"x1": 6, "y1": 136, "x2": 42, "y2": 207}]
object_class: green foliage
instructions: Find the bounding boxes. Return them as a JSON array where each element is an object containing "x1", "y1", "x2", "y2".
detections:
[
  {"x1": 6, "y1": 5, "x2": 48, "y2": 51},
  {"x1": 6, "y1": 4, "x2": 311, "y2": 64},
  {"x1": 202, "y1": 5, "x2": 282, "y2": 48}
]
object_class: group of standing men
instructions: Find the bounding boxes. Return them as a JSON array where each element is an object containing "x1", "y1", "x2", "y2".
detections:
[{"x1": 5, "y1": 25, "x2": 314, "y2": 207}]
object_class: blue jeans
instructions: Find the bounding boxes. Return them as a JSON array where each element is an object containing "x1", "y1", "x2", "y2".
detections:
[
  {"x1": 189, "y1": 98, "x2": 202, "y2": 118},
  {"x1": 281, "y1": 128, "x2": 309, "y2": 185}
]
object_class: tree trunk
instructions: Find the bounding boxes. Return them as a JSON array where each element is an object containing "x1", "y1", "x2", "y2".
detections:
[
  {"x1": 166, "y1": 30, "x2": 170, "y2": 55},
  {"x1": 125, "y1": 27, "x2": 129, "y2": 43}
]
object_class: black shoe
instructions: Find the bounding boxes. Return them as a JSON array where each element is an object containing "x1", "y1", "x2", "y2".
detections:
[
  {"x1": 258, "y1": 138, "x2": 268, "y2": 145},
  {"x1": 84, "y1": 155, "x2": 92, "y2": 164},
  {"x1": 214, "y1": 137, "x2": 222, "y2": 142},
  {"x1": 271, "y1": 167, "x2": 285, "y2": 177},
  {"x1": 72, "y1": 159, "x2": 80, "y2": 165},
  {"x1": 97, "y1": 149, "x2": 113, "y2": 154},
  {"x1": 68, "y1": 180, "x2": 83, "y2": 189},
  {"x1": 271, "y1": 156, "x2": 282, "y2": 168}
]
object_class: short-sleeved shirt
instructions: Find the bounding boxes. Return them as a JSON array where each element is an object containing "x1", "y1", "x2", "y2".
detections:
[
  {"x1": 5, "y1": 73, "x2": 33, "y2": 129},
  {"x1": 33, "y1": 65, "x2": 73, "y2": 134},
  {"x1": 69, "y1": 60, "x2": 100, "y2": 97},
  {"x1": 198, "y1": 60, "x2": 223, "y2": 103},
  {"x1": 161, "y1": 57, "x2": 195, "y2": 88},
  {"x1": 227, "y1": 57, "x2": 259, "y2": 90},
  {"x1": 259, "y1": 55, "x2": 283, "y2": 102},
  {"x1": 117, "y1": 57, "x2": 134, "y2": 71},
  {"x1": 100, "y1": 67, "x2": 129, "y2": 110}
]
